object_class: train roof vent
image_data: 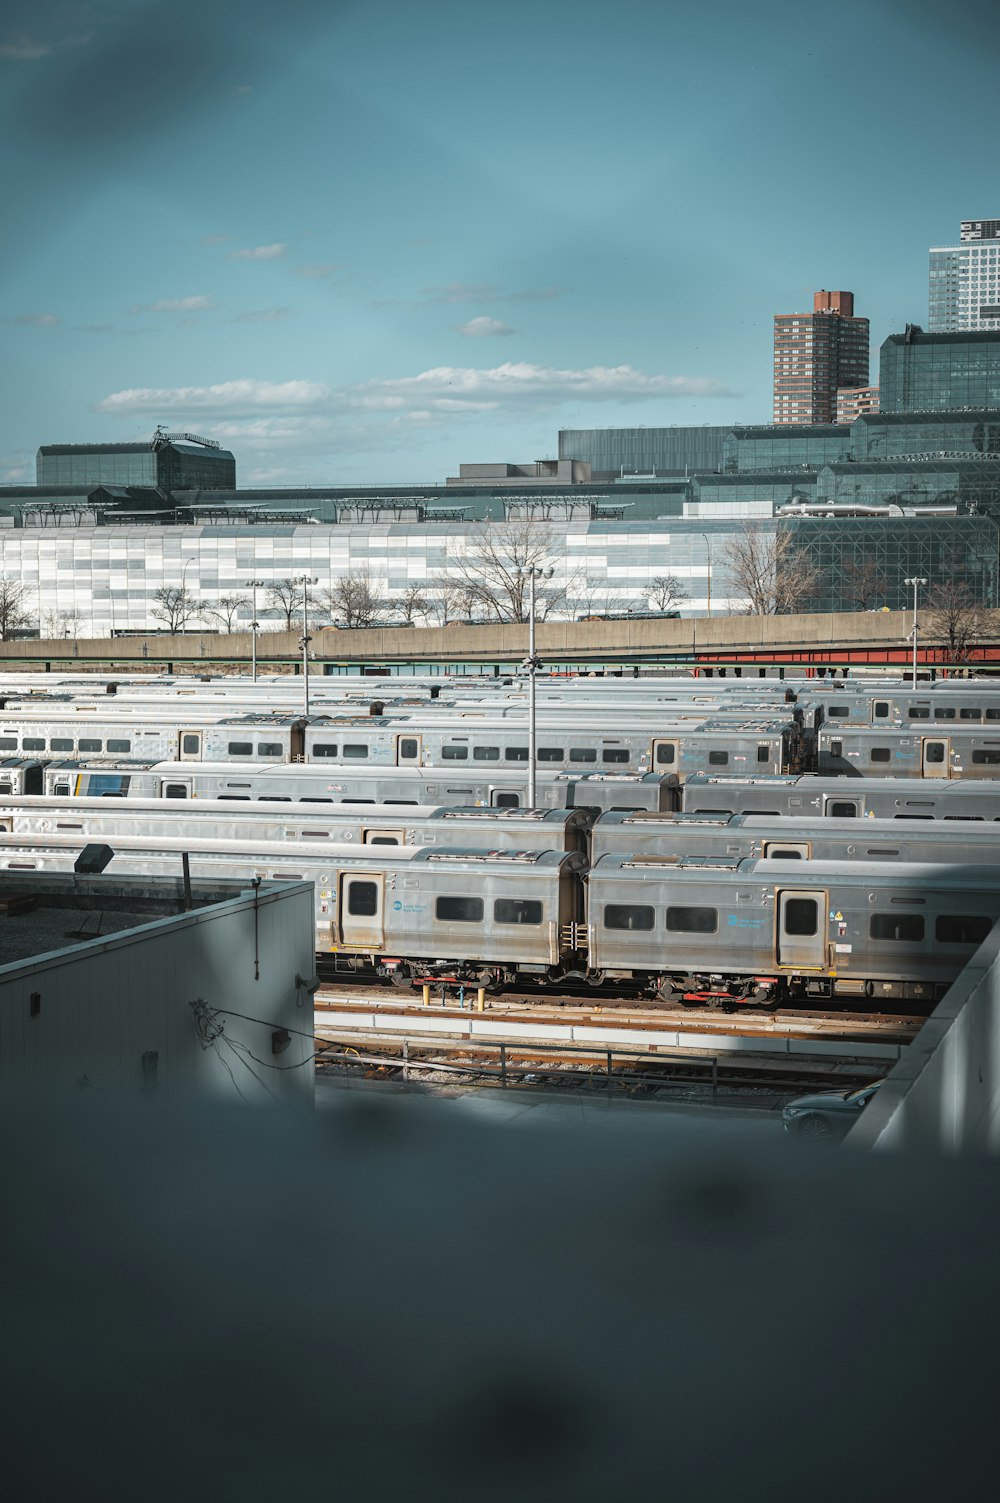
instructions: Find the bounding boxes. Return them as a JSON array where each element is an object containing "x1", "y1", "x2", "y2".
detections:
[
  {"x1": 438, "y1": 808, "x2": 548, "y2": 821},
  {"x1": 423, "y1": 849, "x2": 542, "y2": 864}
]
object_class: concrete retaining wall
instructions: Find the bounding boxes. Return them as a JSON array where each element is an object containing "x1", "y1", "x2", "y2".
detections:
[{"x1": 848, "y1": 925, "x2": 1000, "y2": 1152}]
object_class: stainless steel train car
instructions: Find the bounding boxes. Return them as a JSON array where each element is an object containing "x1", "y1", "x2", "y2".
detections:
[
  {"x1": 817, "y1": 724, "x2": 1000, "y2": 779},
  {"x1": 682, "y1": 774, "x2": 1000, "y2": 820},
  {"x1": 585, "y1": 856, "x2": 1000, "y2": 1004},
  {"x1": 591, "y1": 811, "x2": 1000, "y2": 864},
  {"x1": 42, "y1": 760, "x2": 683, "y2": 813},
  {"x1": 0, "y1": 797, "x2": 594, "y2": 855}
]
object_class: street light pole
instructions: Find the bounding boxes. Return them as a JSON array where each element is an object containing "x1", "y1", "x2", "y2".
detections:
[
  {"x1": 518, "y1": 564, "x2": 554, "y2": 808},
  {"x1": 904, "y1": 576, "x2": 928, "y2": 689},
  {"x1": 245, "y1": 579, "x2": 264, "y2": 683},
  {"x1": 699, "y1": 533, "x2": 713, "y2": 617},
  {"x1": 296, "y1": 575, "x2": 318, "y2": 715}
]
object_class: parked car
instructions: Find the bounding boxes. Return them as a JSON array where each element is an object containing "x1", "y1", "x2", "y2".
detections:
[{"x1": 782, "y1": 1080, "x2": 883, "y2": 1142}]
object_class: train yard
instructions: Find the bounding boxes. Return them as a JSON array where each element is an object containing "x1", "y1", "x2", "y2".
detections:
[{"x1": 1, "y1": 664, "x2": 998, "y2": 1122}]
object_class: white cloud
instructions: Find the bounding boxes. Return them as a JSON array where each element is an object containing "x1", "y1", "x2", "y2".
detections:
[
  {"x1": 0, "y1": 36, "x2": 51, "y2": 59},
  {"x1": 457, "y1": 316, "x2": 516, "y2": 338},
  {"x1": 93, "y1": 379, "x2": 329, "y2": 415},
  {"x1": 127, "y1": 295, "x2": 217, "y2": 315},
  {"x1": 11, "y1": 313, "x2": 60, "y2": 327},
  {"x1": 228, "y1": 243, "x2": 288, "y2": 261},
  {"x1": 228, "y1": 307, "x2": 292, "y2": 324}
]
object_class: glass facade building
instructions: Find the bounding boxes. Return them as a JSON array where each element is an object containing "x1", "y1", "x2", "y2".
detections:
[
  {"x1": 723, "y1": 425, "x2": 849, "y2": 472},
  {"x1": 786, "y1": 515, "x2": 1000, "y2": 613},
  {"x1": 690, "y1": 472, "x2": 818, "y2": 511},
  {"x1": 850, "y1": 410, "x2": 1000, "y2": 460},
  {"x1": 879, "y1": 328, "x2": 1000, "y2": 412},
  {"x1": 557, "y1": 426, "x2": 729, "y2": 478},
  {"x1": 36, "y1": 438, "x2": 236, "y2": 490},
  {"x1": 815, "y1": 458, "x2": 1000, "y2": 511}
]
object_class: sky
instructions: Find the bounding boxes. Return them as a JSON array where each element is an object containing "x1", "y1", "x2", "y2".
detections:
[{"x1": 2, "y1": 0, "x2": 999, "y2": 487}]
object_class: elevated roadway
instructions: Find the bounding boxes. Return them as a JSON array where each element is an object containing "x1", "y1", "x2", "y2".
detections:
[{"x1": 2, "y1": 608, "x2": 1000, "y2": 673}]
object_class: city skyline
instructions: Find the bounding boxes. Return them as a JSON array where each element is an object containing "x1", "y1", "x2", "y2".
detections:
[{"x1": 1, "y1": 0, "x2": 998, "y2": 485}]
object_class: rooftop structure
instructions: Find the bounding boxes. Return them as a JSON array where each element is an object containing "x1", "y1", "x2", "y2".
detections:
[
  {"x1": 879, "y1": 326, "x2": 1000, "y2": 412},
  {"x1": 929, "y1": 217, "x2": 1000, "y2": 332},
  {"x1": 37, "y1": 430, "x2": 236, "y2": 491}
]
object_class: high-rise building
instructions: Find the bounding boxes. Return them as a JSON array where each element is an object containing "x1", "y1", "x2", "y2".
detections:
[
  {"x1": 836, "y1": 385, "x2": 880, "y2": 424},
  {"x1": 928, "y1": 219, "x2": 1000, "y2": 332},
  {"x1": 773, "y1": 290, "x2": 870, "y2": 425}
]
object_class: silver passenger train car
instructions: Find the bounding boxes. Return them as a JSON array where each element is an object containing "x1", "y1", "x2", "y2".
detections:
[
  {"x1": 681, "y1": 774, "x2": 1000, "y2": 820},
  {"x1": 817, "y1": 724, "x2": 1000, "y2": 779}
]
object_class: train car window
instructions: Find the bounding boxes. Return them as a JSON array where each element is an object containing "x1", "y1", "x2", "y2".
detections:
[
  {"x1": 0, "y1": 738, "x2": 16, "y2": 750},
  {"x1": 666, "y1": 905, "x2": 718, "y2": 933},
  {"x1": 655, "y1": 745, "x2": 675, "y2": 764},
  {"x1": 181, "y1": 734, "x2": 201, "y2": 754},
  {"x1": 756, "y1": 745, "x2": 771, "y2": 763},
  {"x1": 258, "y1": 796, "x2": 292, "y2": 802},
  {"x1": 399, "y1": 738, "x2": 419, "y2": 759},
  {"x1": 783, "y1": 899, "x2": 818, "y2": 936},
  {"x1": 79, "y1": 739, "x2": 102, "y2": 752},
  {"x1": 51, "y1": 784, "x2": 70, "y2": 796},
  {"x1": 107, "y1": 739, "x2": 131, "y2": 753},
  {"x1": 494, "y1": 793, "x2": 520, "y2": 807},
  {"x1": 766, "y1": 847, "x2": 804, "y2": 859},
  {"x1": 22, "y1": 738, "x2": 45, "y2": 750},
  {"x1": 908, "y1": 707, "x2": 930, "y2": 719},
  {"x1": 313, "y1": 743, "x2": 340, "y2": 758},
  {"x1": 340, "y1": 797, "x2": 374, "y2": 804},
  {"x1": 987, "y1": 709, "x2": 1000, "y2": 721},
  {"x1": 347, "y1": 882, "x2": 379, "y2": 917},
  {"x1": 537, "y1": 748, "x2": 564, "y2": 762},
  {"x1": 505, "y1": 747, "x2": 529, "y2": 762},
  {"x1": 936, "y1": 915, "x2": 993, "y2": 945},
  {"x1": 442, "y1": 745, "x2": 469, "y2": 760},
  {"x1": 694, "y1": 807, "x2": 733, "y2": 815},
  {"x1": 218, "y1": 794, "x2": 251, "y2": 800},
  {"x1": 944, "y1": 815, "x2": 985, "y2": 820},
  {"x1": 865, "y1": 848, "x2": 900, "y2": 857},
  {"x1": 569, "y1": 748, "x2": 598, "y2": 762},
  {"x1": 933, "y1": 708, "x2": 957, "y2": 720},
  {"x1": 894, "y1": 814, "x2": 934, "y2": 819},
  {"x1": 164, "y1": 784, "x2": 190, "y2": 799},
  {"x1": 960, "y1": 709, "x2": 982, "y2": 721},
  {"x1": 50, "y1": 738, "x2": 74, "y2": 751},
  {"x1": 827, "y1": 706, "x2": 850, "y2": 718},
  {"x1": 343, "y1": 745, "x2": 369, "y2": 758},
  {"x1": 603, "y1": 903, "x2": 655, "y2": 931},
  {"x1": 708, "y1": 751, "x2": 729, "y2": 766},
  {"x1": 870, "y1": 913, "x2": 925, "y2": 942},
  {"x1": 367, "y1": 836, "x2": 401, "y2": 846},
  {"x1": 972, "y1": 750, "x2": 1000, "y2": 765},
  {"x1": 829, "y1": 740, "x2": 844, "y2": 758},
  {"x1": 228, "y1": 741, "x2": 254, "y2": 755},
  {"x1": 874, "y1": 701, "x2": 890, "y2": 717},
  {"x1": 870, "y1": 748, "x2": 891, "y2": 763},
  {"x1": 494, "y1": 898, "x2": 543, "y2": 925},
  {"x1": 609, "y1": 805, "x2": 643, "y2": 812},
  {"x1": 473, "y1": 746, "x2": 500, "y2": 760},
  {"x1": 603, "y1": 749, "x2": 630, "y2": 764},
  {"x1": 299, "y1": 797, "x2": 333, "y2": 803},
  {"x1": 257, "y1": 742, "x2": 283, "y2": 757},
  {"x1": 435, "y1": 895, "x2": 484, "y2": 923},
  {"x1": 924, "y1": 743, "x2": 946, "y2": 764},
  {"x1": 384, "y1": 800, "x2": 419, "y2": 805}
]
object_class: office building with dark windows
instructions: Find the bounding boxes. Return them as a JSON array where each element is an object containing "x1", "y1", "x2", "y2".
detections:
[
  {"x1": 879, "y1": 326, "x2": 1000, "y2": 412},
  {"x1": 773, "y1": 290, "x2": 870, "y2": 425},
  {"x1": 557, "y1": 426, "x2": 729, "y2": 479},
  {"x1": 36, "y1": 430, "x2": 236, "y2": 491},
  {"x1": 723, "y1": 424, "x2": 850, "y2": 473},
  {"x1": 928, "y1": 218, "x2": 1000, "y2": 332}
]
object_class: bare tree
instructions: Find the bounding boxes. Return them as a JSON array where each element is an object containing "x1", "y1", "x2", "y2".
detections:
[
  {"x1": 648, "y1": 574, "x2": 689, "y2": 613},
  {"x1": 318, "y1": 570, "x2": 385, "y2": 629},
  {"x1": 201, "y1": 593, "x2": 251, "y2": 633},
  {"x1": 725, "y1": 523, "x2": 820, "y2": 615},
  {"x1": 424, "y1": 575, "x2": 478, "y2": 626},
  {"x1": 150, "y1": 585, "x2": 199, "y2": 634},
  {"x1": 572, "y1": 578, "x2": 631, "y2": 619},
  {"x1": 841, "y1": 555, "x2": 889, "y2": 612},
  {"x1": 0, "y1": 577, "x2": 32, "y2": 640},
  {"x1": 39, "y1": 607, "x2": 81, "y2": 640},
  {"x1": 925, "y1": 581, "x2": 990, "y2": 663},
  {"x1": 441, "y1": 519, "x2": 568, "y2": 622},
  {"x1": 395, "y1": 583, "x2": 430, "y2": 625},
  {"x1": 266, "y1": 578, "x2": 304, "y2": 630}
]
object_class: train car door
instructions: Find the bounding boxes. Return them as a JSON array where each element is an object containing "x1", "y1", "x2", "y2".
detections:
[
  {"x1": 762, "y1": 840, "x2": 810, "y2": 859},
  {"x1": 396, "y1": 734, "x2": 422, "y2": 766},
  {"x1": 776, "y1": 889, "x2": 827, "y2": 969},
  {"x1": 178, "y1": 729, "x2": 202, "y2": 761},
  {"x1": 362, "y1": 828, "x2": 404, "y2": 845},
  {"x1": 652, "y1": 738, "x2": 678, "y2": 770},
  {"x1": 921, "y1": 738, "x2": 950, "y2": 778},
  {"x1": 339, "y1": 872, "x2": 385, "y2": 949}
]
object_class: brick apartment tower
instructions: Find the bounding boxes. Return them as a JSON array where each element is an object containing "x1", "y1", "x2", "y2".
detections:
[{"x1": 773, "y1": 290, "x2": 870, "y2": 424}]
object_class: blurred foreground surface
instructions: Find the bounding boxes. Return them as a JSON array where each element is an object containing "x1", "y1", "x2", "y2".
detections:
[{"x1": 2, "y1": 1094, "x2": 995, "y2": 1501}]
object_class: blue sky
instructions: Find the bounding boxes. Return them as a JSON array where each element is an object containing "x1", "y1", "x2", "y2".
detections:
[{"x1": 2, "y1": 0, "x2": 998, "y2": 485}]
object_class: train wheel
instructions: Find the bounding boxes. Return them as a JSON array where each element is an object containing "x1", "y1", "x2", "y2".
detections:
[
  {"x1": 655, "y1": 978, "x2": 681, "y2": 1005},
  {"x1": 585, "y1": 970, "x2": 606, "y2": 988},
  {"x1": 390, "y1": 964, "x2": 412, "y2": 988}
]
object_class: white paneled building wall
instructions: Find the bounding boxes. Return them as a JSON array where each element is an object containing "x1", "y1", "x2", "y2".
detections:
[{"x1": 0, "y1": 518, "x2": 758, "y2": 636}]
